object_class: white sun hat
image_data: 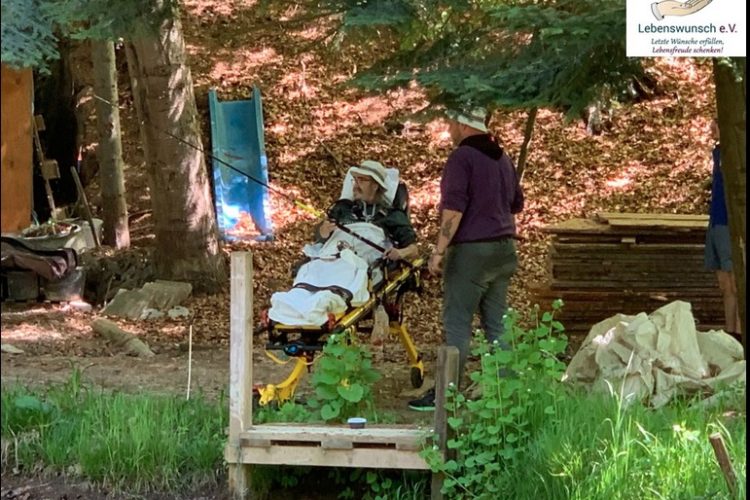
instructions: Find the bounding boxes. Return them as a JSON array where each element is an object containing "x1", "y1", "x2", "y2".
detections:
[
  {"x1": 348, "y1": 160, "x2": 389, "y2": 189},
  {"x1": 446, "y1": 107, "x2": 489, "y2": 133},
  {"x1": 341, "y1": 160, "x2": 400, "y2": 205}
]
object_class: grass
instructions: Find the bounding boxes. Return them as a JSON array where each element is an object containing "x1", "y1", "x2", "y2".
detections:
[
  {"x1": 1, "y1": 369, "x2": 227, "y2": 493},
  {"x1": 488, "y1": 385, "x2": 746, "y2": 500},
  {"x1": 0, "y1": 370, "x2": 745, "y2": 499}
]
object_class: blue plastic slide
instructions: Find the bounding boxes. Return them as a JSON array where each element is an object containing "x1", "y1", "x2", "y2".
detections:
[{"x1": 208, "y1": 86, "x2": 273, "y2": 241}]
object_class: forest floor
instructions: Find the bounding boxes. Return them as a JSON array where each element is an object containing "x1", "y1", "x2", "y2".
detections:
[
  {"x1": 0, "y1": 1, "x2": 721, "y2": 497},
  {"x1": 2, "y1": 0, "x2": 718, "y2": 408}
]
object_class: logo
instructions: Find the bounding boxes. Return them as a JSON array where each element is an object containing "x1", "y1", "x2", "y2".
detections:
[{"x1": 627, "y1": 0, "x2": 746, "y2": 57}]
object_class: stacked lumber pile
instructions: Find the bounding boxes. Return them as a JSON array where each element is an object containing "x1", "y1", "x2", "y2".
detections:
[{"x1": 531, "y1": 212, "x2": 724, "y2": 336}]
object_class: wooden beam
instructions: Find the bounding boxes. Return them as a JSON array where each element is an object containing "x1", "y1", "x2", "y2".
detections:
[
  {"x1": 431, "y1": 346, "x2": 460, "y2": 500},
  {"x1": 709, "y1": 432, "x2": 738, "y2": 497},
  {"x1": 228, "y1": 252, "x2": 253, "y2": 500},
  {"x1": 226, "y1": 445, "x2": 430, "y2": 470},
  {"x1": 240, "y1": 425, "x2": 427, "y2": 447}
]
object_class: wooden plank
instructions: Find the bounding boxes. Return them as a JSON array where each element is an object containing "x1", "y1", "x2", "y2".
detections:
[
  {"x1": 529, "y1": 287, "x2": 723, "y2": 299},
  {"x1": 322, "y1": 439, "x2": 355, "y2": 450},
  {"x1": 709, "y1": 432, "x2": 738, "y2": 497},
  {"x1": 551, "y1": 262, "x2": 714, "y2": 273},
  {"x1": 240, "y1": 438, "x2": 271, "y2": 448},
  {"x1": 228, "y1": 252, "x2": 253, "y2": 500},
  {"x1": 551, "y1": 242, "x2": 707, "y2": 253},
  {"x1": 241, "y1": 425, "x2": 427, "y2": 447},
  {"x1": 596, "y1": 212, "x2": 708, "y2": 222},
  {"x1": 1, "y1": 65, "x2": 33, "y2": 233},
  {"x1": 548, "y1": 280, "x2": 716, "y2": 289},
  {"x1": 544, "y1": 218, "x2": 708, "y2": 236},
  {"x1": 607, "y1": 218, "x2": 708, "y2": 229},
  {"x1": 225, "y1": 444, "x2": 430, "y2": 470},
  {"x1": 550, "y1": 257, "x2": 707, "y2": 268},
  {"x1": 553, "y1": 235, "x2": 707, "y2": 244},
  {"x1": 550, "y1": 273, "x2": 716, "y2": 285}
]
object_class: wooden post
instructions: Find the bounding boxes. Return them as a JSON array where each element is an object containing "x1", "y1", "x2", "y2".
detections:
[
  {"x1": 431, "y1": 346, "x2": 460, "y2": 500},
  {"x1": 70, "y1": 167, "x2": 101, "y2": 248},
  {"x1": 228, "y1": 252, "x2": 253, "y2": 499},
  {"x1": 709, "y1": 432, "x2": 738, "y2": 497}
]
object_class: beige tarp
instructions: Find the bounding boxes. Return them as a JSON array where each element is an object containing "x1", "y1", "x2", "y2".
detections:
[{"x1": 562, "y1": 300, "x2": 745, "y2": 407}]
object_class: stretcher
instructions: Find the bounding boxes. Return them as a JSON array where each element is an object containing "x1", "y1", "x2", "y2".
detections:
[{"x1": 255, "y1": 255, "x2": 426, "y2": 406}]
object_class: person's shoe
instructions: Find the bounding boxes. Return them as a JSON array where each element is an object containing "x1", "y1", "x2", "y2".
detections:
[{"x1": 408, "y1": 388, "x2": 436, "y2": 411}]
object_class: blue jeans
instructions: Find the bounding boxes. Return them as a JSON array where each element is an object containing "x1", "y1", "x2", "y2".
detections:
[
  {"x1": 705, "y1": 224, "x2": 733, "y2": 272},
  {"x1": 442, "y1": 239, "x2": 518, "y2": 385}
]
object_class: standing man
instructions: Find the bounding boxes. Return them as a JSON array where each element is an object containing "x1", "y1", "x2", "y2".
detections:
[
  {"x1": 704, "y1": 119, "x2": 742, "y2": 345},
  {"x1": 409, "y1": 108, "x2": 524, "y2": 411}
]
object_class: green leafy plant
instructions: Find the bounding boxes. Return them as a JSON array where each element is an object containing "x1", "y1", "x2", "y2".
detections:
[
  {"x1": 422, "y1": 300, "x2": 569, "y2": 499},
  {"x1": 307, "y1": 331, "x2": 381, "y2": 423},
  {"x1": 254, "y1": 400, "x2": 315, "y2": 424}
]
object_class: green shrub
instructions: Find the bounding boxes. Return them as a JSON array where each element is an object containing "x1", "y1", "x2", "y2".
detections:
[
  {"x1": 422, "y1": 301, "x2": 569, "y2": 498},
  {"x1": 307, "y1": 331, "x2": 381, "y2": 423},
  {"x1": 420, "y1": 302, "x2": 746, "y2": 499}
]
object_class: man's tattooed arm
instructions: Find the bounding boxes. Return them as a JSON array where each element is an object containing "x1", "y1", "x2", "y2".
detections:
[{"x1": 435, "y1": 209, "x2": 463, "y2": 255}]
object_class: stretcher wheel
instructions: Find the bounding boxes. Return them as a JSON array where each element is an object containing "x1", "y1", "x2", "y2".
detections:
[{"x1": 410, "y1": 366, "x2": 424, "y2": 388}]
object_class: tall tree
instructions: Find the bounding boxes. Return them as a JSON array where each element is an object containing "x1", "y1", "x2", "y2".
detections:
[
  {"x1": 713, "y1": 57, "x2": 746, "y2": 347},
  {"x1": 4, "y1": 0, "x2": 226, "y2": 291},
  {"x1": 124, "y1": 10, "x2": 225, "y2": 290},
  {"x1": 92, "y1": 39, "x2": 130, "y2": 248}
]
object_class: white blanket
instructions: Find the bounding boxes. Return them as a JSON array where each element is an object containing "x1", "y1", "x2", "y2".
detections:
[
  {"x1": 562, "y1": 300, "x2": 745, "y2": 408},
  {"x1": 268, "y1": 223, "x2": 388, "y2": 326}
]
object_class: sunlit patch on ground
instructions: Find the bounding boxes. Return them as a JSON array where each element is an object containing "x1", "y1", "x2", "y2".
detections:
[
  {"x1": 408, "y1": 181, "x2": 441, "y2": 213},
  {"x1": 181, "y1": 0, "x2": 258, "y2": 18},
  {"x1": 208, "y1": 48, "x2": 282, "y2": 85}
]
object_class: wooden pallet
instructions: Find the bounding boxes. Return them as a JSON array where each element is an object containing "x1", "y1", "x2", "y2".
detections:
[
  {"x1": 225, "y1": 252, "x2": 458, "y2": 499},
  {"x1": 226, "y1": 424, "x2": 429, "y2": 469}
]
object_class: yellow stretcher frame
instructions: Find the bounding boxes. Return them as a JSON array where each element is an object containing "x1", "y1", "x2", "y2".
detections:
[{"x1": 257, "y1": 257, "x2": 426, "y2": 406}]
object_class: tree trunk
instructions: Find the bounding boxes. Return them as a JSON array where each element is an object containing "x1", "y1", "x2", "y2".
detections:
[
  {"x1": 713, "y1": 57, "x2": 746, "y2": 351},
  {"x1": 124, "y1": 13, "x2": 226, "y2": 292},
  {"x1": 517, "y1": 107, "x2": 537, "y2": 182},
  {"x1": 92, "y1": 40, "x2": 130, "y2": 249}
]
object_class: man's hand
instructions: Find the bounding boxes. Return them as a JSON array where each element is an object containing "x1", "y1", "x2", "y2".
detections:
[
  {"x1": 428, "y1": 252, "x2": 444, "y2": 276},
  {"x1": 384, "y1": 247, "x2": 404, "y2": 261},
  {"x1": 318, "y1": 219, "x2": 336, "y2": 239}
]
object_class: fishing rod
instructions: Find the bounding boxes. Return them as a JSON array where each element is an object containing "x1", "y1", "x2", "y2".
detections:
[
  {"x1": 156, "y1": 127, "x2": 401, "y2": 256},
  {"x1": 90, "y1": 94, "x2": 406, "y2": 258}
]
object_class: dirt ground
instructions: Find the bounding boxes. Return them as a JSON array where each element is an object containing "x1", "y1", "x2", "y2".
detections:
[
  {"x1": 0, "y1": 301, "x2": 439, "y2": 421},
  {"x1": 0, "y1": 301, "x2": 437, "y2": 498},
  {"x1": 0, "y1": 474, "x2": 231, "y2": 500}
]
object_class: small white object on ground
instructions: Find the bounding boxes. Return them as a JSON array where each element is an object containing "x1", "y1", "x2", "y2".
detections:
[{"x1": 347, "y1": 417, "x2": 367, "y2": 429}]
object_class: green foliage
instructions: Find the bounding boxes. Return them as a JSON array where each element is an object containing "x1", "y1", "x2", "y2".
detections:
[
  {"x1": 254, "y1": 400, "x2": 316, "y2": 424},
  {"x1": 1, "y1": 0, "x2": 59, "y2": 70},
  {"x1": 325, "y1": 0, "x2": 644, "y2": 116},
  {"x1": 1, "y1": 0, "x2": 175, "y2": 72},
  {"x1": 43, "y1": 0, "x2": 176, "y2": 40},
  {"x1": 332, "y1": 468, "x2": 429, "y2": 500},
  {"x1": 421, "y1": 301, "x2": 569, "y2": 498},
  {"x1": 1, "y1": 372, "x2": 227, "y2": 493},
  {"x1": 419, "y1": 301, "x2": 746, "y2": 499},
  {"x1": 308, "y1": 331, "x2": 382, "y2": 423}
]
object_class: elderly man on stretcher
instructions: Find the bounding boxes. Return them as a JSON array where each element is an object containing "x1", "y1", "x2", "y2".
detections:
[{"x1": 268, "y1": 160, "x2": 419, "y2": 326}]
